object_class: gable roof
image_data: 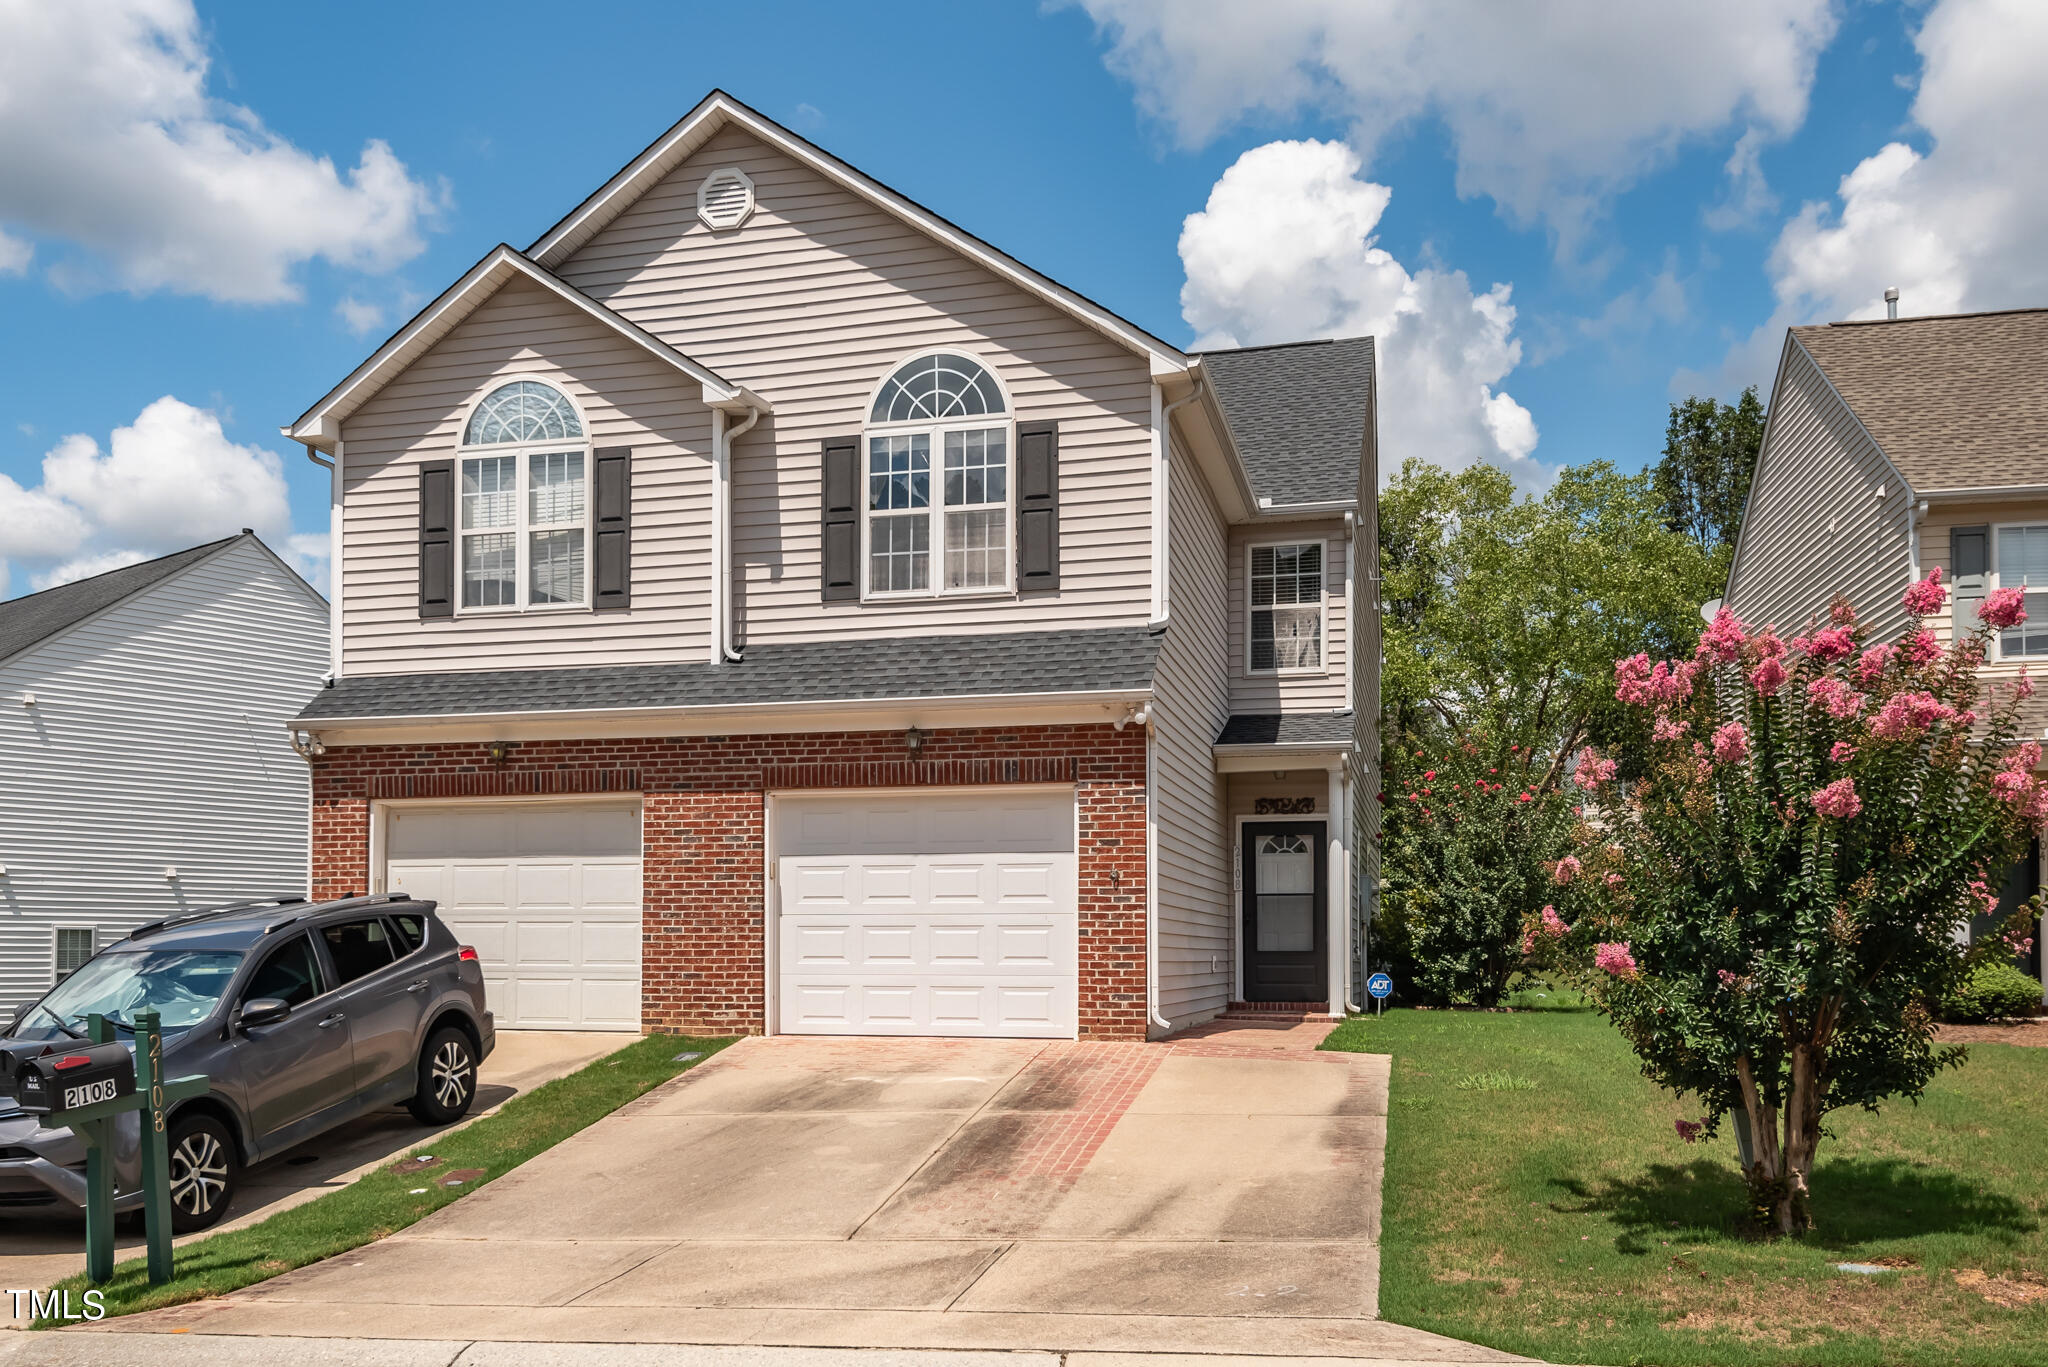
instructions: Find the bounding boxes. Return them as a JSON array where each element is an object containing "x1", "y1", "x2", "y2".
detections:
[
  {"x1": 526, "y1": 90, "x2": 1189, "y2": 376},
  {"x1": 1197, "y1": 337, "x2": 1374, "y2": 507},
  {"x1": 1792, "y1": 308, "x2": 2048, "y2": 494},
  {"x1": 284, "y1": 246, "x2": 749, "y2": 449},
  {"x1": 0, "y1": 535, "x2": 241, "y2": 665}
]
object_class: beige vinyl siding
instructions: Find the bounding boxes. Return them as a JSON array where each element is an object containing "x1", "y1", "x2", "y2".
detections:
[
  {"x1": 0, "y1": 540, "x2": 325, "y2": 1008},
  {"x1": 339, "y1": 277, "x2": 715, "y2": 675},
  {"x1": 1725, "y1": 340, "x2": 1912, "y2": 645},
  {"x1": 1921, "y1": 499, "x2": 2048, "y2": 676},
  {"x1": 552, "y1": 125, "x2": 1154, "y2": 645},
  {"x1": 1228, "y1": 520, "x2": 1349, "y2": 711},
  {"x1": 1149, "y1": 436, "x2": 1233, "y2": 1030}
]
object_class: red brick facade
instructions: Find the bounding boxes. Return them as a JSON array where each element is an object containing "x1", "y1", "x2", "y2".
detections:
[{"x1": 309, "y1": 723, "x2": 1149, "y2": 1037}]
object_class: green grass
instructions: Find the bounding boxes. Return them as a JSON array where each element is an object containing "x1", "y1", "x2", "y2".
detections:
[
  {"x1": 1326, "y1": 1007, "x2": 2048, "y2": 1366},
  {"x1": 42, "y1": 1032, "x2": 733, "y2": 1324}
]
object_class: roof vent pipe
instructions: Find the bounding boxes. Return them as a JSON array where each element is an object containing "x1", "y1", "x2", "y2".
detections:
[{"x1": 1885, "y1": 287, "x2": 1900, "y2": 320}]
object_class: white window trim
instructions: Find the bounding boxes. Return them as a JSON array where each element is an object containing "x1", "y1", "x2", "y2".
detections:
[
  {"x1": 859, "y1": 350, "x2": 1016, "y2": 603},
  {"x1": 453, "y1": 381, "x2": 595, "y2": 616},
  {"x1": 53, "y1": 925, "x2": 96, "y2": 982},
  {"x1": 1989, "y1": 521, "x2": 2048, "y2": 664},
  {"x1": 1246, "y1": 539, "x2": 1329, "y2": 677}
]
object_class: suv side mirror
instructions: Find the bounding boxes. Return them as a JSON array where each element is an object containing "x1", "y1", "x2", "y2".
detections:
[{"x1": 238, "y1": 998, "x2": 291, "y2": 1030}]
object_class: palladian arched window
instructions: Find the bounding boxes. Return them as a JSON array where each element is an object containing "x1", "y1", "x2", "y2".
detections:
[
  {"x1": 862, "y1": 352, "x2": 1011, "y2": 596},
  {"x1": 457, "y1": 380, "x2": 590, "y2": 611}
]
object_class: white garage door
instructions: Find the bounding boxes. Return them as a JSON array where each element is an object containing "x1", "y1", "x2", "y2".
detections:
[
  {"x1": 383, "y1": 802, "x2": 642, "y2": 1031},
  {"x1": 776, "y1": 789, "x2": 1077, "y2": 1038}
]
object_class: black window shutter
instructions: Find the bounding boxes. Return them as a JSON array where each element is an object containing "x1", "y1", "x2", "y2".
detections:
[
  {"x1": 1952, "y1": 524, "x2": 1990, "y2": 636},
  {"x1": 1016, "y1": 420, "x2": 1060, "y2": 591},
  {"x1": 418, "y1": 460, "x2": 454, "y2": 619},
  {"x1": 592, "y1": 446, "x2": 633, "y2": 608},
  {"x1": 821, "y1": 435, "x2": 860, "y2": 601}
]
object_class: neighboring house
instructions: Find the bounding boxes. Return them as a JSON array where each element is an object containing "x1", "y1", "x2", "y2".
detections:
[
  {"x1": 1724, "y1": 306, "x2": 2048, "y2": 993},
  {"x1": 0, "y1": 534, "x2": 328, "y2": 1009},
  {"x1": 283, "y1": 91, "x2": 1380, "y2": 1040}
]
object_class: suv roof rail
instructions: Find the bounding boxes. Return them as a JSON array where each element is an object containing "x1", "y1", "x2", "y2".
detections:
[{"x1": 129, "y1": 894, "x2": 307, "y2": 940}]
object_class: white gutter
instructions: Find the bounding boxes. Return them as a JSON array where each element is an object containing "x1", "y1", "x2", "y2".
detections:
[
  {"x1": 1343, "y1": 510, "x2": 1356, "y2": 714},
  {"x1": 301, "y1": 443, "x2": 341, "y2": 680},
  {"x1": 710, "y1": 398, "x2": 765, "y2": 663},
  {"x1": 1149, "y1": 378, "x2": 1204, "y2": 631},
  {"x1": 1920, "y1": 483, "x2": 2048, "y2": 501},
  {"x1": 1253, "y1": 497, "x2": 1359, "y2": 518}
]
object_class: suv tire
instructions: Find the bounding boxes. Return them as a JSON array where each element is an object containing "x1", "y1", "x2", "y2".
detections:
[
  {"x1": 408, "y1": 1025, "x2": 478, "y2": 1125},
  {"x1": 166, "y1": 1112, "x2": 237, "y2": 1233}
]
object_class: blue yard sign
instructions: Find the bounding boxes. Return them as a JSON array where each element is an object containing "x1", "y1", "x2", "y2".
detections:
[{"x1": 1366, "y1": 972, "x2": 1393, "y2": 1015}]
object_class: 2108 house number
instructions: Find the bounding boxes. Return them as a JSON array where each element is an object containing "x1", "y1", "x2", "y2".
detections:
[{"x1": 62, "y1": 1077, "x2": 118, "y2": 1110}]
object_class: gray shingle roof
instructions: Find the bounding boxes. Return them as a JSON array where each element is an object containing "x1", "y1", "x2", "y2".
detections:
[
  {"x1": 1214, "y1": 712, "x2": 1356, "y2": 747},
  {"x1": 1197, "y1": 337, "x2": 1373, "y2": 506},
  {"x1": 300, "y1": 626, "x2": 1161, "y2": 722},
  {"x1": 0, "y1": 535, "x2": 241, "y2": 665},
  {"x1": 1792, "y1": 308, "x2": 2048, "y2": 492}
]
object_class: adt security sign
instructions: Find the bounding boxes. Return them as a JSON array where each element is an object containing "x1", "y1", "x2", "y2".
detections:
[{"x1": 1366, "y1": 972, "x2": 1394, "y2": 1015}]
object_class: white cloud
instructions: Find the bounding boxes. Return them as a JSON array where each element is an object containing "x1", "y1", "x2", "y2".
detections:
[
  {"x1": 0, "y1": 229, "x2": 28, "y2": 275},
  {"x1": 1180, "y1": 139, "x2": 1544, "y2": 488},
  {"x1": 0, "y1": 0, "x2": 442, "y2": 303},
  {"x1": 0, "y1": 396, "x2": 300, "y2": 595},
  {"x1": 335, "y1": 296, "x2": 386, "y2": 337},
  {"x1": 284, "y1": 531, "x2": 332, "y2": 596},
  {"x1": 1701, "y1": 0, "x2": 2048, "y2": 393},
  {"x1": 1074, "y1": 0, "x2": 1838, "y2": 247}
]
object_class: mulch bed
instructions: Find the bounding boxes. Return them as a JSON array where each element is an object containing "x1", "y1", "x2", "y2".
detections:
[{"x1": 1937, "y1": 1018, "x2": 2048, "y2": 1047}]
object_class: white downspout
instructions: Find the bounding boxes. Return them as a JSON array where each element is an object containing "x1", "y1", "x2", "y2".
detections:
[
  {"x1": 1327, "y1": 763, "x2": 1347, "y2": 1016},
  {"x1": 302, "y1": 443, "x2": 341, "y2": 680},
  {"x1": 1149, "y1": 378, "x2": 1204, "y2": 632},
  {"x1": 1907, "y1": 498, "x2": 1928, "y2": 587},
  {"x1": 1145, "y1": 716, "x2": 1171, "y2": 1036},
  {"x1": 717, "y1": 404, "x2": 762, "y2": 662},
  {"x1": 1343, "y1": 510, "x2": 1357, "y2": 714}
]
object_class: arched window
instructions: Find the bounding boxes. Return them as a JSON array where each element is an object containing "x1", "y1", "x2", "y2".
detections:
[
  {"x1": 456, "y1": 380, "x2": 590, "y2": 611},
  {"x1": 863, "y1": 352, "x2": 1012, "y2": 596}
]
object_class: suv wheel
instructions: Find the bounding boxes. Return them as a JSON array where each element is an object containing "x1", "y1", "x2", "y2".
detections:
[
  {"x1": 166, "y1": 1113, "x2": 237, "y2": 1233},
  {"x1": 408, "y1": 1026, "x2": 478, "y2": 1125}
]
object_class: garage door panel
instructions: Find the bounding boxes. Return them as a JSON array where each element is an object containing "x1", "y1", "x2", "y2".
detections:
[
  {"x1": 776, "y1": 790, "x2": 1077, "y2": 1039},
  {"x1": 383, "y1": 802, "x2": 642, "y2": 1031}
]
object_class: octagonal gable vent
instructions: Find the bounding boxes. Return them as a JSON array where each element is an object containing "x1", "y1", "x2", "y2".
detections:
[{"x1": 697, "y1": 167, "x2": 755, "y2": 230}]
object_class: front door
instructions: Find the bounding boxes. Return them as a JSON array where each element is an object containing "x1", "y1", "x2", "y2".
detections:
[{"x1": 1242, "y1": 821, "x2": 1327, "y2": 1003}]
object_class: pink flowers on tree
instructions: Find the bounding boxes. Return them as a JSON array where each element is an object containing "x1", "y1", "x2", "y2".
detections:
[
  {"x1": 1981, "y1": 586, "x2": 2028, "y2": 631},
  {"x1": 1901, "y1": 565, "x2": 1947, "y2": 616},
  {"x1": 1710, "y1": 721, "x2": 1749, "y2": 764},
  {"x1": 1571, "y1": 747, "x2": 1617, "y2": 790},
  {"x1": 1593, "y1": 941, "x2": 1638, "y2": 978},
  {"x1": 1809, "y1": 777, "x2": 1862, "y2": 819}
]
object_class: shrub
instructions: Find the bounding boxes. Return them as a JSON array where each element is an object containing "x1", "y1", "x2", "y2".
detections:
[
  {"x1": 1941, "y1": 963, "x2": 2044, "y2": 1023},
  {"x1": 1549, "y1": 580, "x2": 2045, "y2": 1235}
]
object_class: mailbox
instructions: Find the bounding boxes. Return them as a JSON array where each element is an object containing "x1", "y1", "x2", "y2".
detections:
[{"x1": 10, "y1": 1042, "x2": 134, "y2": 1117}]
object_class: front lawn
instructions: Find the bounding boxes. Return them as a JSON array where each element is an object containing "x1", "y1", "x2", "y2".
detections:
[
  {"x1": 43, "y1": 1032, "x2": 733, "y2": 1324},
  {"x1": 1327, "y1": 1004, "x2": 2048, "y2": 1366}
]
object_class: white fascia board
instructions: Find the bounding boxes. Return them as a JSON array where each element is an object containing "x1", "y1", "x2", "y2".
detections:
[
  {"x1": 528, "y1": 92, "x2": 1190, "y2": 376},
  {"x1": 284, "y1": 246, "x2": 742, "y2": 449},
  {"x1": 1251, "y1": 498, "x2": 1360, "y2": 519},
  {"x1": 297, "y1": 686, "x2": 1154, "y2": 747},
  {"x1": 1213, "y1": 744, "x2": 1350, "y2": 773}
]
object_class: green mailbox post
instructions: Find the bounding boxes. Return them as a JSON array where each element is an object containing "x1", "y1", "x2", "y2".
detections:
[{"x1": 37, "y1": 1012, "x2": 208, "y2": 1284}]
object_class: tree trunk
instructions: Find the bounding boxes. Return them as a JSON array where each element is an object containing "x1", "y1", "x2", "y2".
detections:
[{"x1": 1734, "y1": 1050, "x2": 1823, "y2": 1236}]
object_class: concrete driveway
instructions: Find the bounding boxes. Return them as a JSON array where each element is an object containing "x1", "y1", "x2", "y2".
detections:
[
  {"x1": 97, "y1": 1024, "x2": 1517, "y2": 1361},
  {"x1": 0, "y1": 1031, "x2": 621, "y2": 1311}
]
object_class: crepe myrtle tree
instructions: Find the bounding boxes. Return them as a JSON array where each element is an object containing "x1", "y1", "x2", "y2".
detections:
[
  {"x1": 1537, "y1": 572, "x2": 2045, "y2": 1235},
  {"x1": 1377, "y1": 738, "x2": 1581, "y2": 1007}
]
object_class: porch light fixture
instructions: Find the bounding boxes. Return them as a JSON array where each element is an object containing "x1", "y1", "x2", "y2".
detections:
[
  {"x1": 486, "y1": 740, "x2": 515, "y2": 765},
  {"x1": 905, "y1": 725, "x2": 926, "y2": 759}
]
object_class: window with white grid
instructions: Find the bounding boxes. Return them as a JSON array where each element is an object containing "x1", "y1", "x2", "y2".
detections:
[
  {"x1": 1997, "y1": 524, "x2": 2048, "y2": 658},
  {"x1": 1249, "y1": 542, "x2": 1324, "y2": 672},
  {"x1": 457, "y1": 381, "x2": 589, "y2": 611},
  {"x1": 863, "y1": 352, "x2": 1011, "y2": 598}
]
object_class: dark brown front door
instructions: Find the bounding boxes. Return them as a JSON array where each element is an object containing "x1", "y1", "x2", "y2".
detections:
[{"x1": 1242, "y1": 821, "x2": 1327, "y2": 1002}]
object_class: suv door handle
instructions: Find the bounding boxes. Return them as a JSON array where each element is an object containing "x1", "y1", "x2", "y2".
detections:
[
  {"x1": 406, "y1": 979, "x2": 431, "y2": 993},
  {"x1": 317, "y1": 1012, "x2": 347, "y2": 1029}
]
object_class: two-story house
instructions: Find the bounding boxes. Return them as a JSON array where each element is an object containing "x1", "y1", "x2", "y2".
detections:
[
  {"x1": 1724, "y1": 305, "x2": 2046, "y2": 995},
  {"x1": 284, "y1": 92, "x2": 1379, "y2": 1040}
]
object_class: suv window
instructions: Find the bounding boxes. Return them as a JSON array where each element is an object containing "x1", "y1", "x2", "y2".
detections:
[
  {"x1": 321, "y1": 918, "x2": 397, "y2": 986},
  {"x1": 387, "y1": 913, "x2": 427, "y2": 955},
  {"x1": 245, "y1": 936, "x2": 322, "y2": 1008}
]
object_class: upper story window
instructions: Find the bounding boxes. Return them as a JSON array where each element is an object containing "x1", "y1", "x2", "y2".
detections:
[
  {"x1": 1248, "y1": 541, "x2": 1324, "y2": 673},
  {"x1": 1996, "y1": 524, "x2": 2048, "y2": 658},
  {"x1": 458, "y1": 381, "x2": 589, "y2": 612},
  {"x1": 863, "y1": 352, "x2": 1011, "y2": 597}
]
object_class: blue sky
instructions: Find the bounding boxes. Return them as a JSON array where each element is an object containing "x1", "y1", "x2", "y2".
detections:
[{"x1": 2, "y1": 0, "x2": 2039, "y2": 598}]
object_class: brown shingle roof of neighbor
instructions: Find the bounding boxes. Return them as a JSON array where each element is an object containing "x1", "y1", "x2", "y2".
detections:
[{"x1": 1792, "y1": 307, "x2": 2048, "y2": 494}]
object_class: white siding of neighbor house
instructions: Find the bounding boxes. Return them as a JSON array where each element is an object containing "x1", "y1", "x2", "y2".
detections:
[
  {"x1": 1725, "y1": 340, "x2": 1913, "y2": 645},
  {"x1": 551, "y1": 124, "x2": 1156, "y2": 646},
  {"x1": 1227, "y1": 520, "x2": 1349, "y2": 712},
  {"x1": 1150, "y1": 433, "x2": 1233, "y2": 1030},
  {"x1": 338, "y1": 277, "x2": 717, "y2": 676},
  {"x1": 0, "y1": 540, "x2": 326, "y2": 1010}
]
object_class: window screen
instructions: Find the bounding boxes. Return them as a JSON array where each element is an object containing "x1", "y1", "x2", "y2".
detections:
[{"x1": 54, "y1": 927, "x2": 95, "y2": 981}]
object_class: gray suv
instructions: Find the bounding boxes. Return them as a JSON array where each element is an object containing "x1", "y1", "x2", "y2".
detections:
[{"x1": 0, "y1": 893, "x2": 494, "y2": 1231}]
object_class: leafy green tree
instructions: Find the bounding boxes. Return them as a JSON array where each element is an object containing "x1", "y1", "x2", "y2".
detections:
[
  {"x1": 1652, "y1": 386, "x2": 1765, "y2": 557},
  {"x1": 1549, "y1": 580, "x2": 2043, "y2": 1235}
]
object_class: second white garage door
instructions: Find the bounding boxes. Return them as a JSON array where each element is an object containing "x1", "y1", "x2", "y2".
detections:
[
  {"x1": 775, "y1": 789, "x2": 1077, "y2": 1038},
  {"x1": 383, "y1": 801, "x2": 642, "y2": 1031}
]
